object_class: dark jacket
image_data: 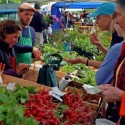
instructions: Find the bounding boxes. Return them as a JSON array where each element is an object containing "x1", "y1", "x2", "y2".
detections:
[
  {"x1": 0, "y1": 40, "x2": 17, "y2": 76},
  {"x1": 110, "y1": 32, "x2": 124, "y2": 47},
  {"x1": 30, "y1": 11, "x2": 47, "y2": 32}
]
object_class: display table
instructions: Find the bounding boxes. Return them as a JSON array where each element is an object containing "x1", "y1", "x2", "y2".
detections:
[
  {"x1": 80, "y1": 25, "x2": 93, "y2": 33},
  {"x1": 74, "y1": 21, "x2": 82, "y2": 26}
]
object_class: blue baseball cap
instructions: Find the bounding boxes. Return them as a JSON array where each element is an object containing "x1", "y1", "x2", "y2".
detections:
[{"x1": 87, "y1": 2, "x2": 116, "y2": 18}]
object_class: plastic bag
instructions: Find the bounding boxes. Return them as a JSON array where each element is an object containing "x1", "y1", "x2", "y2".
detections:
[{"x1": 96, "y1": 118, "x2": 115, "y2": 125}]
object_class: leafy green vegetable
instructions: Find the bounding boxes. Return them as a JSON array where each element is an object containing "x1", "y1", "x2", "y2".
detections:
[{"x1": 0, "y1": 84, "x2": 39, "y2": 125}]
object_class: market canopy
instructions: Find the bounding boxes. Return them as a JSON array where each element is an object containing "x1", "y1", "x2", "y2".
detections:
[
  {"x1": 51, "y1": 1, "x2": 104, "y2": 9},
  {"x1": 51, "y1": 1, "x2": 104, "y2": 17},
  {"x1": 51, "y1": 1, "x2": 104, "y2": 30}
]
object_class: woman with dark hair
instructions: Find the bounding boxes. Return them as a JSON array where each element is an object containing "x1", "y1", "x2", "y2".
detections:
[{"x1": 0, "y1": 20, "x2": 29, "y2": 76}]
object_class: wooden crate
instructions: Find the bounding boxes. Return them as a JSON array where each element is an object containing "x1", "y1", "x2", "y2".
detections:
[
  {"x1": 1, "y1": 74, "x2": 51, "y2": 91},
  {"x1": 23, "y1": 69, "x2": 39, "y2": 83},
  {"x1": 68, "y1": 80, "x2": 83, "y2": 89},
  {"x1": 66, "y1": 86, "x2": 102, "y2": 106},
  {"x1": 23, "y1": 68, "x2": 66, "y2": 83},
  {"x1": 65, "y1": 86, "x2": 102, "y2": 119}
]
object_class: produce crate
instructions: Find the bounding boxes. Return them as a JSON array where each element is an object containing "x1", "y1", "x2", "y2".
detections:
[
  {"x1": 23, "y1": 68, "x2": 66, "y2": 83},
  {"x1": 1, "y1": 74, "x2": 51, "y2": 91},
  {"x1": 0, "y1": 75, "x2": 101, "y2": 124},
  {"x1": 65, "y1": 86, "x2": 103, "y2": 120},
  {"x1": 68, "y1": 80, "x2": 83, "y2": 89},
  {"x1": 23, "y1": 69, "x2": 39, "y2": 83},
  {"x1": 66, "y1": 86, "x2": 102, "y2": 107}
]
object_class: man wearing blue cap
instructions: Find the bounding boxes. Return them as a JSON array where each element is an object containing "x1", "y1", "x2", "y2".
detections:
[
  {"x1": 88, "y1": 2, "x2": 116, "y2": 17},
  {"x1": 88, "y1": 2, "x2": 124, "y2": 85},
  {"x1": 66, "y1": 2, "x2": 124, "y2": 86},
  {"x1": 88, "y1": 2, "x2": 123, "y2": 54}
]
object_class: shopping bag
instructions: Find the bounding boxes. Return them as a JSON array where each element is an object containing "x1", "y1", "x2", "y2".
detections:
[
  {"x1": 37, "y1": 53, "x2": 62, "y2": 87},
  {"x1": 96, "y1": 118, "x2": 115, "y2": 125}
]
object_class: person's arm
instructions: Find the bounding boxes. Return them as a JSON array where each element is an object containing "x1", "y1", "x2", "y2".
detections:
[
  {"x1": 86, "y1": 59, "x2": 102, "y2": 69},
  {"x1": 96, "y1": 43, "x2": 122, "y2": 85},
  {"x1": 90, "y1": 34, "x2": 108, "y2": 55},
  {"x1": 4, "y1": 63, "x2": 30, "y2": 77},
  {"x1": 14, "y1": 44, "x2": 33, "y2": 53},
  {"x1": 14, "y1": 44, "x2": 41, "y2": 60},
  {"x1": 4, "y1": 69, "x2": 18, "y2": 77},
  {"x1": 96, "y1": 44, "x2": 108, "y2": 55},
  {"x1": 59, "y1": 17, "x2": 65, "y2": 28},
  {"x1": 65, "y1": 58, "x2": 102, "y2": 69}
]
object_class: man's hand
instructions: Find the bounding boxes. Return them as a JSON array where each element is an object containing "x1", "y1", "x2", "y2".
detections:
[
  {"x1": 100, "y1": 84, "x2": 124, "y2": 102},
  {"x1": 33, "y1": 47, "x2": 42, "y2": 60},
  {"x1": 90, "y1": 34, "x2": 102, "y2": 47}
]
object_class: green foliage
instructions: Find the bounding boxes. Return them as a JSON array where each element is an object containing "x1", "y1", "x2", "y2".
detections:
[
  {"x1": 0, "y1": 0, "x2": 21, "y2": 3},
  {"x1": 50, "y1": 27, "x2": 111, "y2": 61},
  {"x1": 44, "y1": 14, "x2": 50, "y2": 24},
  {"x1": 0, "y1": 85, "x2": 39, "y2": 125},
  {"x1": 55, "y1": 104, "x2": 69, "y2": 118},
  {"x1": 60, "y1": 63, "x2": 96, "y2": 86},
  {"x1": 42, "y1": 26, "x2": 111, "y2": 86},
  {"x1": 74, "y1": 67, "x2": 96, "y2": 86}
]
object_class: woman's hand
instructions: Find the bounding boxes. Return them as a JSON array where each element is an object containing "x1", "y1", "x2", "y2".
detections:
[
  {"x1": 16, "y1": 63, "x2": 30, "y2": 75},
  {"x1": 33, "y1": 47, "x2": 42, "y2": 60},
  {"x1": 90, "y1": 34, "x2": 102, "y2": 47},
  {"x1": 100, "y1": 84, "x2": 124, "y2": 102}
]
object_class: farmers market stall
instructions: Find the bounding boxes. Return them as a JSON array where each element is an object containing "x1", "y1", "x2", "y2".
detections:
[
  {"x1": 0, "y1": 74, "x2": 104, "y2": 125},
  {"x1": 51, "y1": 1, "x2": 104, "y2": 29},
  {"x1": 51, "y1": 1, "x2": 104, "y2": 18}
]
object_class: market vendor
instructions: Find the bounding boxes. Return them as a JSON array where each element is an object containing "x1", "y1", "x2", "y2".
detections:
[
  {"x1": 0, "y1": 20, "x2": 29, "y2": 77},
  {"x1": 15, "y1": 2, "x2": 41, "y2": 65},
  {"x1": 99, "y1": 0, "x2": 125, "y2": 124},
  {"x1": 65, "y1": 2, "x2": 124, "y2": 85}
]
